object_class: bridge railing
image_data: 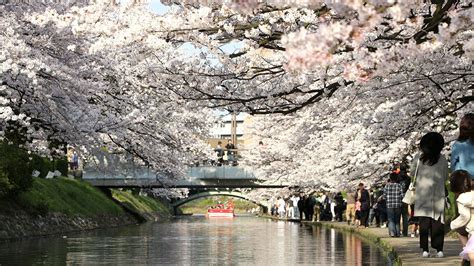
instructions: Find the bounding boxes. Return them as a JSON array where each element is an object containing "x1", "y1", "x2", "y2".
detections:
[
  {"x1": 187, "y1": 165, "x2": 255, "y2": 180},
  {"x1": 81, "y1": 147, "x2": 258, "y2": 181},
  {"x1": 83, "y1": 165, "x2": 256, "y2": 180}
]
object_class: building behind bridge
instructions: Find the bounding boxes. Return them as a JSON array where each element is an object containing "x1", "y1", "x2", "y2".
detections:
[{"x1": 207, "y1": 113, "x2": 254, "y2": 150}]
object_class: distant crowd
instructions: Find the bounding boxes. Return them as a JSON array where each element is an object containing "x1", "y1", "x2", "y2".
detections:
[
  {"x1": 270, "y1": 113, "x2": 474, "y2": 262},
  {"x1": 270, "y1": 174, "x2": 417, "y2": 236}
]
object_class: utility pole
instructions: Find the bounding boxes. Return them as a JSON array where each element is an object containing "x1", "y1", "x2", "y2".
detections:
[{"x1": 231, "y1": 113, "x2": 237, "y2": 147}]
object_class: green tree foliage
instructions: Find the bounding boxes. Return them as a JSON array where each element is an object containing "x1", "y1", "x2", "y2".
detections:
[
  {"x1": 0, "y1": 122, "x2": 68, "y2": 197},
  {"x1": 0, "y1": 140, "x2": 33, "y2": 197},
  {"x1": 0, "y1": 171, "x2": 13, "y2": 197}
]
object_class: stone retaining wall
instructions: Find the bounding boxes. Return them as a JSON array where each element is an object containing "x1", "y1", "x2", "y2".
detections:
[{"x1": 0, "y1": 212, "x2": 137, "y2": 241}]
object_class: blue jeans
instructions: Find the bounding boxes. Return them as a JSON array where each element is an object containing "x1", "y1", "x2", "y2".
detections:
[
  {"x1": 387, "y1": 207, "x2": 401, "y2": 237},
  {"x1": 368, "y1": 208, "x2": 375, "y2": 224}
]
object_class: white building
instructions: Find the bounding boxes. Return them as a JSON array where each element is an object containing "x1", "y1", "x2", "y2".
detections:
[
  {"x1": 208, "y1": 113, "x2": 251, "y2": 148},
  {"x1": 210, "y1": 113, "x2": 248, "y2": 139}
]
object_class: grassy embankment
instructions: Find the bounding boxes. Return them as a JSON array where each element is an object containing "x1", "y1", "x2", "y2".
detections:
[
  {"x1": 179, "y1": 196, "x2": 258, "y2": 214},
  {"x1": 112, "y1": 189, "x2": 171, "y2": 217},
  {"x1": 0, "y1": 177, "x2": 170, "y2": 218}
]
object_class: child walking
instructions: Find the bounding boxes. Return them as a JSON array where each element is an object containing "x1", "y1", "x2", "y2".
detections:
[
  {"x1": 450, "y1": 170, "x2": 474, "y2": 263},
  {"x1": 355, "y1": 200, "x2": 361, "y2": 227}
]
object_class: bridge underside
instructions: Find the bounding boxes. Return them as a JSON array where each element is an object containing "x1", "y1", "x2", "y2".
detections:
[
  {"x1": 84, "y1": 178, "x2": 288, "y2": 189},
  {"x1": 170, "y1": 190, "x2": 268, "y2": 215}
]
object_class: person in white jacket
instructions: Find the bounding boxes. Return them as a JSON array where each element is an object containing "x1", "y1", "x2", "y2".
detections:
[{"x1": 451, "y1": 170, "x2": 474, "y2": 262}]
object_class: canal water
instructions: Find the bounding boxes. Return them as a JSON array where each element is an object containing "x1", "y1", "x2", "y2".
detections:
[{"x1": 0, "y1": 216, "x2": 390, "y2": 265}]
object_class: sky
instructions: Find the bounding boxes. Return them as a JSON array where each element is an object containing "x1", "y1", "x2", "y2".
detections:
[{"x1": 148, "y1": 0, "x2": 169, "y2": 15}]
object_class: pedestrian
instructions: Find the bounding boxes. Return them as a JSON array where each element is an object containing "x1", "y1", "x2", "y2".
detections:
[
  {"x1": 291, "y1": 194, "x2": 300, "y2": 219},
  {"x1": 450, "y1": 170, "x2": 474, "y2": 263},
  {"x1": 334, "y1": 192, "x2": 344, "y2": 222},
  {"x1": 72, "y1": 150, "x2": 79, "y2": 170},
  {"x1": 277, "y1": 197, "x2": 286, "y2": 218},
  {"x1": 329, "y1": 193, "x2": 337, "y2": 221},
  {"x1": 451, "y1": 113, "x2": 474, "y2": 178},
  {"x1": 271, "y1": 204, "x2": 277, "y2": 216},
  {"x1": 305, "y1": 194, "x2": 315, "y2": 221},
  {"x1": 356, "y1": 183, "x2": 370, "y2": 228},
  {"x1": 345, "y1": 190, "x2": 356, "y2": 225},
  {"x1": 225, "y1": 139, "x2": 236, "y2": 166},
  {"x1": 320, "y1": 193, "x2": 332, "y2": 221},
  {"x1": 312, "y1": 198, "x2": 321, "y2": 222},
  {"x1": 398, "y1": 163, "x2": 411, "y2": 237},
  {"x1": 408, "y1": 204, "x2": 419, "y2": 237},
  {"x1": 370, "y1": 193, "x2": 379, "y2": 226},
  {"x1": 450, "y1": 169, "x2": 472, "y2": 262},
  {"x1": 67, "y1": 147, "x2": 74, "y2": 171},
  {"x1": 368, "y1": 188, "x2": 377, "y2": 226},
  {"x1": 384, "y1": 173, "x2": 404, "y2": 237},
  {"x1": 355, "y1": 200, "x2": 362, "y2": 227},
  {"x1": 412, "y1": 132, "x2": 448, "y2": 258},
  {"x1": 214, "y1": 141, "x2": 224, "y2": 166},
  {"x1": 287, "y1": 198, "x2": 295, "y2": 219},
  {"x1": 297, "y1": 194, "x2": 306, "y2": 222},
  {"x1": 375, "y1": 191, "x2": 388, "y2": 228}
]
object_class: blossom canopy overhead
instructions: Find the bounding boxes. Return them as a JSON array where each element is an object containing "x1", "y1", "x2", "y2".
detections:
[{"x1": 0, "y1": 0, "x2": 473, "y2": 193}]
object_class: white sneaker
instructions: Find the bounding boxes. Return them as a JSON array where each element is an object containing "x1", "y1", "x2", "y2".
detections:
[
  {"x1": 422, "y1": 251, "x2": 429, "y2": 258},
  {"x1": 410, "y1": 233, "x2": 415, "y2": 238},
  {"x1": 436, "y1": 251, "x2": 444, "y2": 258}
]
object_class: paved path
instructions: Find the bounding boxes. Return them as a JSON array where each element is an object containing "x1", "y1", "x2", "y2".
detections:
[
  {"x1": 269, "y1": 217, "x2": 464, "y2": 265},
  {"x1": 317, "y1": 222, "x2": 463, "y2": 265}
]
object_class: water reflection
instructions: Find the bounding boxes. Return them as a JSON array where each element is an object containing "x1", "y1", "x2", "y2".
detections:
[{"x1": 0, "y1": 217, "x2": 389, "y2": 265}]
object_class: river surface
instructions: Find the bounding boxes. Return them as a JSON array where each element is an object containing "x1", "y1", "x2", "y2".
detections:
[{"x1": 0, "y1": 216, "x2": 390, "y2": 265}]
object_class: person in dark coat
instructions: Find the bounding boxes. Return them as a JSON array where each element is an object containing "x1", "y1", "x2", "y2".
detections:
[
  {"x1": 397, "y1": 163, "x2": 411, "y2": 236},
  {"x1": 374, "y1": 189, "x2": 387, "y2": 227},
  {"x1": 321, "y1": 194, "x2": 332, "y2": 221},
  {"x1": 297, "y1": 194, "x2": 306, "y2": 222},
  {"x1": 334, "y1": 192, "x2": 344, "y2": 222},
  {"x1": 356, "y1": 183, "x2": 371, "y2": 227},
  {"x1": 306, "y1": 195, "x2": 316, "y2": 221}
]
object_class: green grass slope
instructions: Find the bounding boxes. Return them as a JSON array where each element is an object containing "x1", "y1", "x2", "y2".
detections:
[
  {"x1": 0, "y1": 177, "x2": 124, "y2": 217},
  {"x1": 112, "y1": 190, "x2": 171, "y2": 216}
]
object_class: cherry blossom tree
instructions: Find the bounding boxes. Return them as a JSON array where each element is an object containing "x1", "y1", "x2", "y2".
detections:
[
  {"x1": 1, "y1": 0, "x2": 473, "y2": 196},
  {"x1": 1, "y1": 2, "x2": 213, "y2": 182}
]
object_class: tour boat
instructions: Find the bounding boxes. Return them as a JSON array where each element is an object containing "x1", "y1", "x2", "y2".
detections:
[
  {"x1": 207, "y1": 208, "x2": 235, "y2": 218},
  {"x1": 207, "y1": 202, "x2": 235, "y2": 218}
]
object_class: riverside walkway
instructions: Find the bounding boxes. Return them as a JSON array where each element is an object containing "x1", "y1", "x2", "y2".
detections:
[
  {"x1": 317, "y1": 222, "x2": 462, "y2": 265},
  {"x1": 267, "y1": 217, "x2": 463, "y2": 265}
]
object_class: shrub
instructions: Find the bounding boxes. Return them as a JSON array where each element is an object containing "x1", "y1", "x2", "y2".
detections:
[
  {"x1": 0, "y1": 171, "x2": 13, "y2": 198},
  {"x1": 0, "y1": 141, "x2": 33, "y2": 196},
  {"x1": 54, "y1": 158, "x2": 68, "y2": 176},
  {"x1": 0, "y1": 138, "x2": 70, "y2": 197}
]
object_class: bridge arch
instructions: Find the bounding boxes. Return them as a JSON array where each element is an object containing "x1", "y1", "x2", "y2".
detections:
[{"x1": 172, "y1": 191, "x2": 267, "y2": 213}]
